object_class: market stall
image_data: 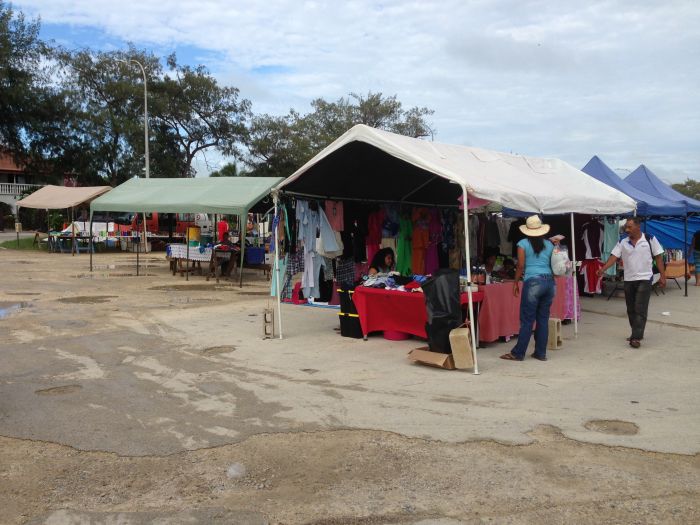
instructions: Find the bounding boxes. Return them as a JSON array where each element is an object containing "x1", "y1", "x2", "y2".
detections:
[
  {"x1": 16, "y1": 185, "x2": 112, "y2": 254},
  {"x1": 89, "y1": 176, "x2": 282, "y2": 285},
  {"x1": 625, "y1": 165, "x2": 700, "y2": 297},
  {"x1": 271, "y1": 125, "x2": 637, "y2": 373}
]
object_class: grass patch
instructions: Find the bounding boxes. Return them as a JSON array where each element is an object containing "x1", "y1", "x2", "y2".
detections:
[{"x1": 0, "y1": 236, "x2": 47, "y2": 251}]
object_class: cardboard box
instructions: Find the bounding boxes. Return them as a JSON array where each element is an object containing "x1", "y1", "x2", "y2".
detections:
[
  {"x1": 448, "y1": 327, "x2": 474, "y2": 369},
  {"x1": 408, "y1": 347, "x2": 455, "y2": 370}
]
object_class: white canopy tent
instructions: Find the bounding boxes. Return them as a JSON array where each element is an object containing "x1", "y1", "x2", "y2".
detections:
[{"x1": 273, "y1": 125, "x2": 638, "y2": 372}]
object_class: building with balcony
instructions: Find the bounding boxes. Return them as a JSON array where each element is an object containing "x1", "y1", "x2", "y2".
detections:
[{"x1": 0, "y1": 152, "x2": 44, "y2": 213}]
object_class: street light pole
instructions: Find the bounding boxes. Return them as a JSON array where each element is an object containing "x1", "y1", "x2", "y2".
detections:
[{"x1": 118, "y1": 58, "x2": 150, "y2": 262}]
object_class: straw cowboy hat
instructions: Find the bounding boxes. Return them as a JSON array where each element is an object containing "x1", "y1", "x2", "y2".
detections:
[{"x1": 519, "y1": 215, "x2": 550, "y2": 237}]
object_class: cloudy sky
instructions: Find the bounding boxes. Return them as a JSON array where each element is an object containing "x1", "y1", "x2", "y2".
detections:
[{"x1": 14, "y1": 0, "x2": 700, "y2": 182}]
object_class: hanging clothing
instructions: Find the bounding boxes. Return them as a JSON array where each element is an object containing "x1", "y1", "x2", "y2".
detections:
[
  {"x1": 496, "y1": 217, "x2": 514, "y2": 256},
  {"x1": 424, "y1": 208, "x2": 442, "y2": 274},
  {"x1": 507, "y1": 219, "x2": 526, "y2": 258},
  {"x1": 602, "y1": 219, "x2": 620, "y2": 276},
  {"x1": 411, "y1": 208, "x2": 430, "y2": 275},
  {"x1": 324, "y1": 200, "x2": 344, "y2": 232},
  {"x1": 580, "y1": 259, "x2": 605, "y2": 294},
  {"x1": 396, "y1": 215, "x2": 413, "y2": 275},
  {"x1": 365, "y1": 208, "x2": 385, "y2": 264},
  {"x1": 581, "y1": 219, "x2": 604, "y2": 260},
  {"x1": 486, "y1": 216, "x2": 500, "y2": 249}
]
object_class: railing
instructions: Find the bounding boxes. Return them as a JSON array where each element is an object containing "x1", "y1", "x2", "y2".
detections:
[{"x1": 0, "y1": 183, "x2": 43, "y2": 196}]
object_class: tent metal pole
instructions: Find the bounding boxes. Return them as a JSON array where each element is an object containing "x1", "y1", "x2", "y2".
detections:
[
  {"x1": 462, "y1": 186, "x2": 479, "y2": 375},
  {"x1": 273, "y1": 194, "x2": 283, "y2": 339},
  {"x1": 570, "y1": 213, "x2": 578, "y2": 337},
  {"x1": 239, "y1": 213, "x2": 245, "y2": 288},
  {"x1": 89, "y1": 211, "x2": 94, "y2": 271},
  {"x1": 136, "y1": 221, "x2": 140, "y2": 277},
  {"x1": 185, "y1": 224, "x2": 189, "y2": 281},
  {"x1": 71, "y1": 207, "x2": 76, "y2": 256},
  {"x1": 46, "y1": 208, "x2": 49, "y2": 250},
  {"x1": 684, "y1": 213, "x2": 688, "y2": 297}
]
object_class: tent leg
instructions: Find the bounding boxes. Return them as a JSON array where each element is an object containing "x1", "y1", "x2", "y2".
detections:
[
  {"x1": 71, "y1": 207, "x2": 76, "y2": 256},
  {"x1": 273, "y1": 194, "x2": 283, "y2": 339},
  {"x1": 89, "y1": 212, "x2": 94, "y2": 271},
  {"x1": 462, "y1": 186, "x2": 479, "y2": 375},
  {"x1": 684, "y1": 214, "x2": 688, "y2": 297},
  {"x1": 570, "y1": 213, "x2": 578, "y2": 336},
  {"x1": 185, "y1": 226, "x2": 189, "y2": 281},
  {"x1": 239, "y1": 213, "x2": 245, "y2": 288}
]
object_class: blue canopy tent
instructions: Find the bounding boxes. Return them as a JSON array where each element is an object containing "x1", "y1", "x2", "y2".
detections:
[
  {"x1": 581, "y1": 156, "x2": 686, "y2": 216},
  {"x1": 625, "y1": 164, "x2": 700, "y2": 297},
  {"x1": 624, "y1": 164, "x2": 700, "y2": 297},
  {"x1": 625, "y1": 165, "x2": 700, "y2": 213}
]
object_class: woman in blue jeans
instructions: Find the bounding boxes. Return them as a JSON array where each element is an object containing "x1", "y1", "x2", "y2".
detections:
[{"x1": 501, "y1": 215, "x2": 556, "y2": 362}]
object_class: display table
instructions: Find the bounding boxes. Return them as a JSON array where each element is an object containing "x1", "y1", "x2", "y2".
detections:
[
  {"x1": 166, "y1": 243, "x2": 213, "y2": 262},
  {"x1": 478, "y1": 276, "x2": 580, "y2": 343},
  {"x1": 352, "y1": 286, "x2": 485, "y2": 340}
]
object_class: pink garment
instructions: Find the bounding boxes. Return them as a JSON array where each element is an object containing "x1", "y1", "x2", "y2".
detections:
[
  {"x1": 424, "y1": 209, "x2": 442, "y2": 274},
  {"x1": 365, "y1": 209, "x2": 385, "y2": 264},
  {"x1": 324, "y1": 200, "x2": 344, "y2": 231}
]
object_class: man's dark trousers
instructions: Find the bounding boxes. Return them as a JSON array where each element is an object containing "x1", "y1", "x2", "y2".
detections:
[{"x1": 624, "y1": 280, "x2": 652, "y2": 340}]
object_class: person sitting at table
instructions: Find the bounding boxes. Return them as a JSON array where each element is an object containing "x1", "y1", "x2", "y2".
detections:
[
  {"x1": 215, "y1": 231, "x2": 237, "y2": 277},
  {"x1": 368, "y1": 247, "x2": 395, "y2": 276},
  {"x1": 501, "y1": 215, "x2": 556, "y2": 362},
  {"x1": 483, "y1": 246, "x2": 502, "y2": 278}
]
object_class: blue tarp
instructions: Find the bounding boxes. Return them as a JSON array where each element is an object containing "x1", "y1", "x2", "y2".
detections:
[
  {"x1": 625, "y1": 165, "x2": 700, "y2": 214},
  {"x1": 581, "y1": 156, "x2": 686, "y2": 217},
  {"x1": 645, "y1": 217, "x2": 700, "y2": 259}
]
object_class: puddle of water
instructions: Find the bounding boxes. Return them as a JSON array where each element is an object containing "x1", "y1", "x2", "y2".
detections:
[
  {"x1": 202, "y1": 345, "x2": 236, "y2": 356},
  {"x1": 73, "y1": 273, "x2": 157, "y2": 279},
  {"x1": 0, "y1": 301, "x2": 28, "y2": 319},
  {"x1": 35, "y1": 384, "x2": 83, "y2": 396},
  {"x1": 584, "y1": 419, "x2": 639, "y2": 436},
  {"x1": 5, "y1": 292, "x2": 41, "y2": 296},
  {"x1": 150, "y1": 284, "x2": 233, "y2": 292},
  {"x1": 57, "y1": 295, "x2": 118, "y2": 304}
]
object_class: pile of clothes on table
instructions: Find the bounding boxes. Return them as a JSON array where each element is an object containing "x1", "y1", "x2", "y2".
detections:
[{"x1": 360, "y1": 271, "x2": 429, "y2": 292}]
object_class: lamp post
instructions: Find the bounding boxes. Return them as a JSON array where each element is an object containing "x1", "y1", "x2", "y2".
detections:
[
  {"x1": 118, "y1": 58, "x2": 150, "y2": 264},
  {"x1": 117, "y1": 58, "x2": 149, "y2": 179}
]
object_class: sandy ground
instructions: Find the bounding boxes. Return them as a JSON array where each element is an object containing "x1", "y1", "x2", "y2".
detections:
[{"x1": 0, "y1": 249, "x2": 699, "y2": 524}]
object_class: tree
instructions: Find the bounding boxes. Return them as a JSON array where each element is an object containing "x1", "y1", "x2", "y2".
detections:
[
  {"x1": 0, "y1": 2, "x2": 75, "y2": 180},
  {"x1": 56, "y1": 47, "x2": 162, "y2": 185},
  {"x1": 154, "y1": 54, "x2": 251, "y2": 177},
  {"x1": 245, "y1": 91, "x2": 434, "y2": 177},
  {"x1": 672, "y1": 179, "x2": 700, "y2": 200},
  {"x1": 210, "y1": 162, "x2": 247, "y2": 177}
]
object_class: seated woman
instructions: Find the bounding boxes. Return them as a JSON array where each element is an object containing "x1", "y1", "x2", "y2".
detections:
[{"x1": 368, "y1": 247, "x2": 395, "y2": 276}]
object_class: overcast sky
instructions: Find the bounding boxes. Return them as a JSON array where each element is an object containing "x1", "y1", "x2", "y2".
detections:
[{"x1": 15, "y1": 0, "x2": 700, "y2": 182}]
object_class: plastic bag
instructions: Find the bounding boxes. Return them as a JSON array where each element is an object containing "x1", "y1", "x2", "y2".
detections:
[{"x1": 551, "y1": 245, "x2": 571, "y2": 276}]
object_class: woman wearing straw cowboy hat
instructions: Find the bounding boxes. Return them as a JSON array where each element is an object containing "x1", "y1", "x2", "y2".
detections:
[{"x1": 501, "y1": 215, "x2": 557, "y2": 362}]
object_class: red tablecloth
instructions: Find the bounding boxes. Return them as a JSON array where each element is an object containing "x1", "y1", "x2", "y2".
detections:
[
  {"x1": 478, "y1": 276, "x2": 580, "y2": 343},
  {"x1": 352, "y1": 286, "x2": 484, "y2": 339}
]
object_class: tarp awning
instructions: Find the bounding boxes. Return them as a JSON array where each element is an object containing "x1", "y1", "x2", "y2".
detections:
[
  {"x1": 276, "y1": 125, "x2": 637, "y2": 215},
  {"x1": 90, "y1": 177, "x2": 284, "y2": 216},
  {"x1": 16, "y1": 185, "x2": 111, "y2": 210},
  {"x1": 581, "y1": 156, "x2": 686, "y2": 216},
  {"x1": 625, "y1": 165, "x2": 700, "y2": 214}
]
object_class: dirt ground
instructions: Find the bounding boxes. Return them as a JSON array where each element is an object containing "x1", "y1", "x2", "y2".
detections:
[{"x1": 1, "y1": 248, "x2": 699, "y2": 524}]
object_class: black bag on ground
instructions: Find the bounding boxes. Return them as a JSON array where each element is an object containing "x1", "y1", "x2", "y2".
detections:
[{"x1": 422, "y1": 269, "x2": 461, "y2": 354}]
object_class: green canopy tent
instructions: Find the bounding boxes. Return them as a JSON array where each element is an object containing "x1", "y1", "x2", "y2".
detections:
[{"x1": 89, "y1": 176, "x2": 283, "y2": 285}]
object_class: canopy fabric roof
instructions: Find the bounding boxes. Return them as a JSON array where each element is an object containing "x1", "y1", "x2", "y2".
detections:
[
  {"x1": 625, "y1": 165, "x2": 700, "y2": 214},
  {"x1": 90, "y1": 177, "x2": 283, "y2": 216},
  {"x1": 581, "y1": 156, "x2": 686, "y2": 216},
  {"x1": 16, "y1": 185, "x2": 111, "y2": 210},
  {"x1": 276, "y1": 125, "x2": 636, "y2": 215}
]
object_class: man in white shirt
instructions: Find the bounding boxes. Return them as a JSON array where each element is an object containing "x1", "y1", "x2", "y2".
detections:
[{"x1": 597, "y1": 218, "x2": 666, "y2": 348}]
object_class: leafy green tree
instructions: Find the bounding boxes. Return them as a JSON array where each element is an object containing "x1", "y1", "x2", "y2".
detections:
[
  {"x1": 210, "y1": 162, "x2": 248, "y2": 177},
  {"x1": 154, "y1": 54, "x2": 252, "y2": 177},
  {"x1": 672, "y1": 179, "x2": 700, "y2": 200},
  {"x1": 0, "y1": 2, "x2": 76, "y2": 180},
  {"x1": 245, "y1": 91, "x2": 434, "y2": 177}
]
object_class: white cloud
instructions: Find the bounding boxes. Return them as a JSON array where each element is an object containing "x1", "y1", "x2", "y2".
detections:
[{"x1": 14, "y1": 0, "x2": 700, "y2": 180}]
